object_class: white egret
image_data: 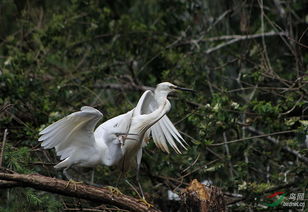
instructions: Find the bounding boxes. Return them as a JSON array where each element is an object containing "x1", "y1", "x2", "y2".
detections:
[{"x1": 39, "y1": 82, "x2": 192, "y2": 195}]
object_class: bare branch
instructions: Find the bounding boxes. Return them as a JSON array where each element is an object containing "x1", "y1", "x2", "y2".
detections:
[
  {"x1": 210, "y1": 129, "x2": 295, "y2": 147},
  {"x1": 204, "y1": 31, "x2": 287, "y2": 54},
  {"x1": 204, "y1": 31, "x2": 287, "y2": 42},
  {"x1": 258, "y1": 0, "x2": 274, "y2": 73}
]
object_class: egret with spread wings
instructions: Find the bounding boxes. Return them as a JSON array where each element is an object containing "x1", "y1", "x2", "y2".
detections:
[{"x1": 39, "y1": 82, "x2": 192, "y2": 194}]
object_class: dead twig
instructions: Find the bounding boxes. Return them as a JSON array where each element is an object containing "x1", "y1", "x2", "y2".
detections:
[{"x1": 209, "y1": 129, "x2": 295, "y2": 147}]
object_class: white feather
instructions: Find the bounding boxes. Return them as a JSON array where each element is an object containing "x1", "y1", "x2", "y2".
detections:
[
  {"x1": 39, "y1": 106, "x2": 103, "y2": 168},
  {"x1": 136, "y1": 90, "x2": 187, "y2": 153}
]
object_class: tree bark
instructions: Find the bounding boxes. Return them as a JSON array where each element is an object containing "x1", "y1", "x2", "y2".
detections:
[
  {"x1": 180, "y1": 179, "x2": 226, "y2": 212},
  {"x1": 0, "y1": 172, "x2": 161, "y2": 212}
]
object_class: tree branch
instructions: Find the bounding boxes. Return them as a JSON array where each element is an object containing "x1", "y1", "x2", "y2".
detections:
[
  {"x1": 0, "y1": 172, "x2": 161, "y2": 212},
  {"x1": 209, "y1": 129, "x2": 295, "y2": 147},
  {"x1": 204, "y1": 31, "x2": 287, "y2": 41},
  {"x1": 246, "y1": 126, "x2": 308, "y2": 163},
  {"x1": 204, "y1": 31, "x2": 287, "y2": 54}
]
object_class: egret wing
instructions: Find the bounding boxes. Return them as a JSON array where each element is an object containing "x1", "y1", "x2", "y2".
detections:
[
  {"x1": 136, "y1": 91, "x2": 187, "y2": 153},
  {"x1": 39, "y1": 106, "x2": 103, "y2": 160}
]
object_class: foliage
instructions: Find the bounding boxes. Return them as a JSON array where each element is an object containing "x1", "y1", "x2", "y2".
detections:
[{"x1": 0, "y1": 0, "x2": 307, "y2": 211}]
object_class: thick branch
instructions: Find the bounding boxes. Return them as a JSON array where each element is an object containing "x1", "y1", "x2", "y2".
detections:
[{"x1": 0, "y1": 172, "x2": 161, "y2": 212}]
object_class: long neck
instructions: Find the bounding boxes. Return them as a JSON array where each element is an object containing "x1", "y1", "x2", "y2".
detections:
[
  {"x1": 133, "y1": 95, "x2": 171, "y2": 135},
  {"x1": 154, "y1": 89, "x2": 169, "y2": 105},
  {"x1": 144, "y1": 97, "x2": 171, "y2": 126}
]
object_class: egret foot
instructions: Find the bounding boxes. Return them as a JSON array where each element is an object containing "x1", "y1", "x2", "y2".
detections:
[
  {"x1": 138, "y1": 197, "x2": 153, "y2": 208},
  {"x1": 106, "y1": 186, "x2": 122, "y2": 195},
  {"x1": 65, "y1": 179, "x2": 83, "y2": 190}
]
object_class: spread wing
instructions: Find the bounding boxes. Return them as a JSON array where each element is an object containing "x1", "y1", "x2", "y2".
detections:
[
  {"x1": 136, "y1": 90, "x2": 187, "y2": 153},
  {"x1": 39, "y1": 106, "x2": 103, "y2": 160}
]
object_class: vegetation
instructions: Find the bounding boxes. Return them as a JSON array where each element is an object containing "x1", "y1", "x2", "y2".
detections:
[{"x1": 0, "y1": 0, "x2": 307, "y2": 211}]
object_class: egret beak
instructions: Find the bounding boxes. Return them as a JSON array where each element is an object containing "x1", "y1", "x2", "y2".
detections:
[{"x1": 174, "y1": 86, "x2": 195, "y2": 92}]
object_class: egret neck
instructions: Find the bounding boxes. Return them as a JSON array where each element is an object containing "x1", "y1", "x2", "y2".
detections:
[
  {"x1": 155, "y1": 87, "x2": 172, "y2": 117},
  {"x1": 154, "y1": 87, "x2": 171, "y2": 105}
]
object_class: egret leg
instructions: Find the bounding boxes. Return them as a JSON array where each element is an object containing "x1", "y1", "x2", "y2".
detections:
[
  {"x1": 136, "y1": 147, "x2": 144, "y2": 198},
  {"x1": 69, "y1": 167, "x2": 100, "y2": 186},
  {"x1": 136, "y1": 165, "x2": 153, "y2": 207},
  {"x1": 125, "y1": 179, "x2": 142, "y2": 198},
  {"x1": 116, "y1": 171, "x2": 123, "y2": 187},
  {"x1": 63, "y1": 167, "x2": 83, "y2": 190},
  {"x1": 104, "y1": 171, "x2": 123, "y2": 195},
  {"x1": 63, "y1": 167, "x2": 72, "y2": 180},
  {"x1": 90, "y1": 169, "x2": 95, "y2": 184},
  {"x1": 125, "y1": 179, "x2": 153, "y2": 208},
  {"x1": 136, "y1": 167, "x2": 145, "y2": 198},
  {"x1": 133, "y1": 148, "x2": 152, "y2": 208}
]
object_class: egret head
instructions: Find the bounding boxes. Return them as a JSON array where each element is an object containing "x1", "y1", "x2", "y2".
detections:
[{"x1": 155, "y1": 82, "x2": 194, "y2": 94}]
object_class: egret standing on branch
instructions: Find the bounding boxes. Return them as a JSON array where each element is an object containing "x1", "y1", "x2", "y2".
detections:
[{"x1": 38, "y1": 82, "x2": 193, "y2": 196}]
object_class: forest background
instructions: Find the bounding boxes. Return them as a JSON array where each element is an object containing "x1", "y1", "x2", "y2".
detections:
[{"x1": 0, "y1": 0, "x2": 307, "y2": 211}]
